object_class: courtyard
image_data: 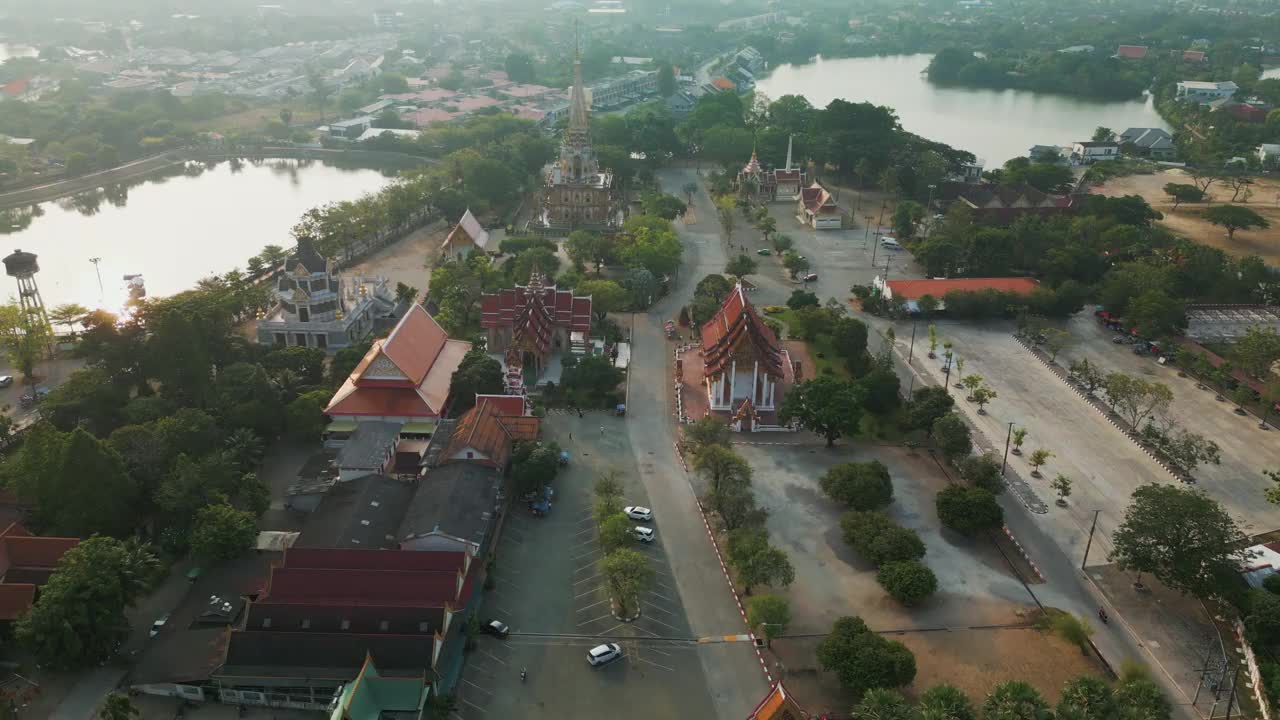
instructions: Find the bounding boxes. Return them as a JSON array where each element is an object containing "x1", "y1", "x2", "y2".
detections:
[{"x1": 731, "y1": 442, "x2": 1106, "y2": 710}]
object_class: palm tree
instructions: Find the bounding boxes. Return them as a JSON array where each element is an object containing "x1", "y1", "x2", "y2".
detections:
[
  {"x1": 918, "y1": 683, "x2": 977, "y2": 720},
  {"x1": 49, "y1": 303, "x2": 89, "y2": 337},
  {"x1": 98, "y1": 692, "x2": 140, "y2": 720}
]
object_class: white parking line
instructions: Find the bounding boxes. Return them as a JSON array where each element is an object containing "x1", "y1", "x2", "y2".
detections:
[
  {"x1": 578, "y1": 613, "x2": 614, "y2": 628},
  {"x1": 646, "y1": 589, "x2": 674, "y2": 604},
  {"x1": 481, "y1": 649, "x2": 507, "y2": 666},
  {"x1": 576, "y1": 598, "x2": 609, "y2": 612},
  {"x1": 496, "y1": 606, "x2": 512, "y2": 617},
  {"x1": 573, "y1": 525, "x2": 596, "y2": 537},
  {"x1": 463, "y1": 679, "x2": 493, "y2": 696},
  {"x1": 640, "y1": 613, "x2": 685, "y2": 634},
  {"x1": 571, "y1": 547, "x2": 599, "y2": 560},
  {"x1": 635, "y1": 654, "x2": 676, "y2": 672},
  {"x1": 573, "y1": 586, "x2": 601, "y2": 600},
  {"x1": 461, "y1": 698, "x2": 487, "y2": 714},
  {"x1": 467, "y1": 661, "x2": 492, "y2": 675},
  {"x1": 573, "y1": 573, "x2": 601, "y2": 586},
  {"x1": 642, "y1": 600, "x2": 676, "y2": 616}
]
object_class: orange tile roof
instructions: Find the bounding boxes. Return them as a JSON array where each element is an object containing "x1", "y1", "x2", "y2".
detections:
[
  {"x1": 442, "y1": 401, "x2": 513, "y2": 469},
  {"x1": 0, "y1": 584, "x2": 35, "y2": 620},
  {"x1": 748, "y1": 683, "x2": 808, "y2": 720},
  {"x1": 701, "y1": 285, "x2": 784, "y2": 378},
  {"x1": 886, "y1": 277, "x2": 1039, "y2": 300},
  {"x1": 711, "y1": 77, "x2": 736, "y2": 91}
]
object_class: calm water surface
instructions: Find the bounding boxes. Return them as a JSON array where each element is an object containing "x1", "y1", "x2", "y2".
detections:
[
  {"x1": 756, "y1": 54, "x2": 1171, "y2": 166},
  {"x1": 1, "y1": 159, "x2": 395, "y2": 310}
]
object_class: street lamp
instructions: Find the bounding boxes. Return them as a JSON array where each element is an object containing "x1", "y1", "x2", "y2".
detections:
[
  {"x1": 924, "y1": 184, "x2": 937, "y2": 237},
  {"x1": 89, "y1": 257, "x2": 104, "y2": 302},
  {"x1": 1001, "y1": 421, "x2": 1015, "y2": 475}
]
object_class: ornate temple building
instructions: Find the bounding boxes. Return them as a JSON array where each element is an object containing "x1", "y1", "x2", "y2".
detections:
[
  {"x1": 256, "y1": 238, "x2": 397, "y2": 350},
  {"x1": 701, "y1": 284, "x2": 793, "y2": 431},
  {"x1": 480, "y1": 271, "x2": 591, "y2": 394},
  {"x1": 539, "y1": 42, "x2": 619, "y2": 231}
]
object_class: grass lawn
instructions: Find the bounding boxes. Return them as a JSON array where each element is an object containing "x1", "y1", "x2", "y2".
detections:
[{"x1": 769, "y1": 308, "x2": 853, "y2": 382}]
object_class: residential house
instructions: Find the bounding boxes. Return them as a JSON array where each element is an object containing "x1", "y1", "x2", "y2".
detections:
[
  {"x1": 1119, "y1": 128, "x2": 1176, "y2": 160},
  {"x1": 1175, "y1": 80, "x2": 1239, "y2": 104},
  {"x1": 588, "y1": 70, "x2": 658, "y2": 109},
  {"x1": 256, "y1": 239, "x2": 398, "y2": 350},
  {"x1": 1182, "y1": 50, "x2": 1207, "y2": 62},
  {"x1": 328, "y1": 116, "x2": 376, "y2": 139},
  {"x1": 954, "y1": 185, "x2": 1073, "y2": 225},
  {"x1": 1071, "y1": 140, "x2": 1119, "y2": 164},
  {"x1": 710, "y1": 77, "x2": 737, "y2": 93},
  {"x1": 439, "y1": 399, "x2": 539, "y2": 470},
  {"x1": 324, "y1": 304, "x2": 472, "y2": 439},
  {"x1": 1115, "y1": 45, "x2": 1149, "y2": 59},
  {"x1": 1226, "y1": 103, "x2": 1267, "y2": 123},
  {"x1": 0, "y1": 523, "x2": 79, "y2": 621},
  {"x1": 440, "y1": 209, "x2": 490, "y2": 261},
  {"x1": 666, "y1": 91, "x2": 697, "y2": 119},
  {"x1": 334, "y1": 421, "x2": 402, "y2": 481},
  {"x1": 1260, "y1": 144, "x2": 1280, "y2": 168},
  {"x1": 715, "y1": 13, "x2": 783, "y2": 32},
  {"x1": 873, "y1": 277, "x2": 1039, "y2": 311},
  {"x1": 356, "y1": 128, "x2": 421, "y2": 143},
  {"x1": 796, "y1": 182, "x2": 844, "y2": 229},
  {"x1": 701, "y1": 284, "x2": 794, "y2": 431}
]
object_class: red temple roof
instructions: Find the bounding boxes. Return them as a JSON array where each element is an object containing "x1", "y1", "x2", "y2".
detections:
[
  {"x1": 480, "y1": 280, "x2": 591, "y2": 335},
  {"x1": 263, "y1": 548, "x2": 470, "y2": 608},
  {"x1": 701, "y1": 285, "x2": 785, "y2": 379},
  {"x1": 886, "y1": 277, "x2": 1039, "y2": 300},
  {"x1": 1116, "y1": 45, "x2": 1148, "y2": 59}
]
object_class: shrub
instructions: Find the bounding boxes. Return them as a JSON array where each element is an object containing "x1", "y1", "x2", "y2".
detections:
[
  {"x1": 1052, "y1": 612, "x2": 1095, "y2": 654},
  {"x1": 840, "y1": 512, "x2": 926, "y2": 566},
  {"x1": 1264, "y1": 573, "x2": 1280, "y2": 595},
  {"x1": 816, "y1": 616, "x2": 917, "y2": 696},
  {"x1": 820, "y1": 461, "x2": 893, "y2": 511},
  {"x1": 746, "y1": 594, "x2": 791, "y2": 642},
  {"x1": 876, "y1": 560, "x2": 938, "y2": 605},
  {"x1": 957, "y1": 453, "x2": 1004, "y2": 494},
  {"x1": 935, "y1": 486, "x2": 1003, "y2": 536},
  {"x1": 1246, "y1": 588, "x2": 1280, "y2": 647}
]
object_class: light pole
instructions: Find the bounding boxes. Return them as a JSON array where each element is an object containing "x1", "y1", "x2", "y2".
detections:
[
  {"x1": 876, "y1": 200, "x2": 887, "y2": 235},
  {"x1": 907, "y1": 318, "x2": 918, "y2": 362},
  {"x1": 1081, "y1": 508, "x2": 1101, "y2": 570},
  {"x1": 89, "y1": 257, "x2": 104, "y2": 303},
  {"x1": 924, "y1": 183, "x2": 937, "y2": 237},
  {"x1": 1001, "y1": 421, "x2": 1015, "y2": 474},
  {"x1": 863, "y1": 216, "x2": 873, "y2": 246}
]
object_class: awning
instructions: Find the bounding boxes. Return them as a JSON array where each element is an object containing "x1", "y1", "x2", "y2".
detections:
[
  {"x1": 400, "y1": 420, "x2": 438, "y2": 435},
  {"x1": 325, "y1": 419, "x2": 358, "y2": 433}
]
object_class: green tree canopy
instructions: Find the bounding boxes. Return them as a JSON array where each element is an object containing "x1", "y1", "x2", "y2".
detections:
[
  {"x1": 449, "y1": 347, "x2": 505, "y2": 416},
  {"x1": 1110, "y1": 484, "x2": 1244, "y2": 596},
  {"x1": 820, "y1": 461, "x2": 894, "y2": 511},
  {"x1": 816, "y1": 615, "x2": 917, "y2": 696},
  {"x1": 190, "y1": 502, "x2": 257, "y2": 565},
  {"x1": 780, "y1": 376, "x2": 865, "y2": 447},
  {"x1": 935, "y1": 486, "x2": 1003, "y2": 536},
  {"x1": 1204, "y1": 204, "x2": 1270, "y2": 240}
]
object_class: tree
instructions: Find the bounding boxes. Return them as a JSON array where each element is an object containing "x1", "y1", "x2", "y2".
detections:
[
  {"x1": 820, "y1": 461, "x2": 893, "y2": 510},
  {"x1": 918, "y1": 683, "x2": 977, "y2": 720},
  {"x1": 693, "y1": 444, "x2": 752, "y2": 495},
  {"x1": 936, "y1": 486, "x2": 1002, "y2": 536},
  {"x1": 602, "y1": 548, "x2": 654, "y2": 618},
  {"x1": 695, "y1": 273, "x2": 734, "y2": 303},
  {"x1": 780, "y1": 376, "x2": 865, "y2": 447},
  {"x1": 787, "y1": 289, "x2": 820, "y2": 309},
  {"x1": 17, "y1": 537, "x2": 159, "y2": 668},
  {"x1": 1057, "y1": 676, "x2": 1115, "y2": 719},
  {"x1": 657, "y1": 63, "x2": 676, "y2": 97},
  {"x1": 1053, "y1": 613, "x2": 1095, "y2": 655},
  {"x1": 816, "y1": 616, "x2": 917, "y2": 696},
  {"x1": 1027, "y1": 448, "x2": 1053, "y2": 478},
  {"x1": 594, "y1": 470, "x2": 623, "y2": 499},
  {"x1": 971, "y1": 385, "x2": 997, "y2": 414},
  {"x1": 1128, "y1": 290, "x2": 1185, "y2": 339},
  {"x1": 575, "y1": 279, "x2": 627, "y2": 321},
  {"x1": 841, "y1": 512, "x2": 926, "y2": 566},
  {"x1": 446, "y1": 350, "x2": 504, "y2": 414},
  {"x1": 285, "y1": 389, "x2": 330, "y2": 440},
  {"x1": 983, "y1": 681, "x2": 1049, "y2": 720},
  {"x1": 1104, "y1": 374, "x2": 1173, "y2": 430},
  {"x1": 566, "y1": 230, "x2": 616, "y2": 275},
  {"x1": 772, "y1": 233, "x2": 794, "y2": 252},
  {"x1": 907, "y1": 387, "x2": 955, "y2": 431},
  {"x1": 852, "y1": 689, "x2": 913, "y2": 720},
  {"x1": 758, "y1": 216, "x2": 777, "y2": 243},
  {"x1": 877, "y1": 560, "x2": 938, "y2": 605},
  {"x1": 1114, "y1": 677, "x2": 1172, "y2": 720},
  {"x1": 747, "y1": 594, "x2": 791, "y2": 644},
  {"x1": 960, "y1": 374, "x2": 984, "y2": 399},
  {"x1": 782, "y1": 251, "x2": 811, "y2": 278},
  {"x1": 726, "y1": 528, "x2": 795, "y2": 593},
  {"x1": 682, "y1": 416, "x2": 731, "y2": 455},
  {"x1": 190, "y1": 502, "x2": 257, "y2": 565},
  {"x1": 1051, "y1": 474, "x2": 1073, "y2": 505},
  {"x1": 49, "y1": 303, "x2": 89, "y2": 335},
  {"x1": 98, "y1": 693, "x2": 140, "y2": 720},
  {"x1": 931, "y1": 413, "x2": 973, "y2": 463},
  {"x1": 640, "y1": 192, "x2": 687, "y2": 220},
  {"x1": 598, "y1": 512, "x2": 632, "y2": 551},
  {"x1": 1204, "y1": 204, "x2": 1270, "y2": 240},
  {"x1": 892, "y1": 201, "x2": 925, "y2": 240},
  {"x1": 959, "y1": 453, "x2": 1004, "y2": 494},
  {"x1": 1068, "y1": 358, "x2": 1106, "y2": 395},
  {"x1": 1163, "y1": 183, "x2": 1205, "y2": 211},
  {"x1": 560, "y1": 355, "x2": 624, "y2": 408},
  {"x1": 504, "y1": 52, "x2": 536, "y2": 83},
  {"x1": 1043, "y1": 328, "x2": 1072, "y2": 362},
  {"x1": 512, "y1": 441, "x2": 562, "y2": 494},
  {"x1": 725, "y1": 254, "x2": 758, "y2": 279},
  {"x1": 1231, "y1": 326, "x2": 1280, "y2": 379},
  {"x1": 1092, "y1": 126, "x2": 1114, "y2": 142},
  {"x1": 1110, "y1": 484, "x2": 1244, "y2": 596}
]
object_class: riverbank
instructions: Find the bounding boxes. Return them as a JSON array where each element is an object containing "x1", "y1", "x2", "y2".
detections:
[{"x1": 0, "y1": 146, "x2": 431, "y2": 211}]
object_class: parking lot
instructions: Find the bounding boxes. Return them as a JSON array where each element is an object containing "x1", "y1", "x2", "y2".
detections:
[
  {"x1": 1057, "y1": 312, "x2": 1280, "y2": 536},
  {"x1": 453, "y1": 414, "x2": 717, "y2": 720}
]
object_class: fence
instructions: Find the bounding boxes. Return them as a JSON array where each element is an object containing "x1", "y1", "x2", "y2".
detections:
[{"x1": 1235, "y1": 618, "x2": 1274, "y2": 720}]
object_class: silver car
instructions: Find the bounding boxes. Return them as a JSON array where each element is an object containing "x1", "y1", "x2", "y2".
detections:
[{"x1": 588, "y1": 642, "x2": 623, "y2": 666}]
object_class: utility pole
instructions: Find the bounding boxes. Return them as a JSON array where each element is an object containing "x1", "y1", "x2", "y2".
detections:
[
  {"x1": 89, "y1": 256, "x2": 104, "y2": 303},
  {"x1": 863, "y1": 216, "x2": 873, "y2": 246},
  {"x1": 876, "y1": 200, "x2": 887, "y2": 234},
  {"x1": 1224, "y1": 665, "x2": 1241, "y2": 719},
  {"x1": 1081, "y1": 509, "x2": 1101, "y2": 570},
  {"x1": 1001, "y1": 421, "x2": 1014, "y2": 475},
  {"x1": 907, "y1": 319, "x2": 918, "y2": 362},
  {"x1": 925, "y1": 183, "x2": 937, "y2": 237}
]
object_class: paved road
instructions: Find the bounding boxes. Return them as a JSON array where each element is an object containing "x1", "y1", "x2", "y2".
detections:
[{"x1": 634, "y1": 167, "x2": 769, "y2": 719}]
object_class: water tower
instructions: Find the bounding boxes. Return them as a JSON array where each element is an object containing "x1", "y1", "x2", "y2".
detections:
[{"x1": 3, "y1": 249, "x2": 48, "y2": 329}]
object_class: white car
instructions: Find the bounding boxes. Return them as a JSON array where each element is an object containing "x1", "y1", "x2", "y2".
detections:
[
  {"x1": 632, "y1": 526, "x2": 655, "y2": 543},
  {"x1": 588, "y1": 642, "x2": 623, "y2": 666},
  {"x1": 149, "y1": 613, "x2": 170, "y2": 638},
  {"x1": 802, "y1": 272, "x2": 819, "y2": 282},
  {"x1": 624, "y1": 506, "x2": 653, "y2": 521}
]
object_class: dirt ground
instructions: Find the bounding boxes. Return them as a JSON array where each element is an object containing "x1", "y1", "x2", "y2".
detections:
[
  {"x1": 1093, "y1": 169, "x2": 1280, "y2": 263},
  {"x1": 344, "y1": 218, "x2": 447, "y2": 295},
  {"x1": 771, "y1": 626, "x2": 1108, "y2": 713}
]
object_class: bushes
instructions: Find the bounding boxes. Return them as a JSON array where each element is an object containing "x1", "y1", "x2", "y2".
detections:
[
  {"x1": 936, "y1": 486, "x2": 1003, "y2": 536},
  {"x1": 820, "y1": 461, "x2": 893, "y2": 510},
  {"x1": 841, "y1": 512, "x2": 926, "y2": 566},
  {"x1": 958, "y1": 453, "x2": 1004, "y2": 494},
  {"x1": 817, "y1": 616, "x2": 917, "y2": 695},
  {"x1": 876, "y1": 560, "x2": 938, "y2": 606},
  {"x1": 1246, "y1": 588, "x2": 1280, "y2": 647}
]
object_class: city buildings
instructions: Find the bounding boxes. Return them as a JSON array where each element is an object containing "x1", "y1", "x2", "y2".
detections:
[{"x1": 1175, "y1": 80, "x2": 1239, "y2": 104}]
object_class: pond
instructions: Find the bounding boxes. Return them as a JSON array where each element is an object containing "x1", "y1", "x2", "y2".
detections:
[
  {"x1": 0, "y1": 158, "x2": 397, "y2": 312},
  {"x1": 755, "y1": 53, "x2": 1171, "y2": 166}
]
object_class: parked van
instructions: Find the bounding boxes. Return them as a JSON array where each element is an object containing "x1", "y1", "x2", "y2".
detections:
[{"x1": 879, "y1": 237, "x2": 902, "y2": 251}]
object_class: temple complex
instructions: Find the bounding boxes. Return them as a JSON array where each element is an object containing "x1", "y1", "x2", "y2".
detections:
[
  {"x1": 538, "y1": 37, "x2": 619, "y2": 231},
  {"x1": 480, "y1": 271, "x2": 592, "y2": 394},
  {"x1": 700, "y1": 284, "x2": 793, "y2": 431}
]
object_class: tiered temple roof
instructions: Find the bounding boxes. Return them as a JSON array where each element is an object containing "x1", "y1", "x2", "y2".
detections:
[{"x1": 701, "y1": 284, "x2": 785, "y2": 379}]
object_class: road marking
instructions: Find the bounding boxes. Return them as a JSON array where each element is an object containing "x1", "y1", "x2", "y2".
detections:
[
  {"x1": 635, "y1": 654, "x2": 676, "y2": 672},
  {"x1": 696, "y1": 634, "x2": 754, "y2": 643},
  {"x1": 647, "y1": 589, "x2": 674, "y2": 604},
  {"x1": 578, "y1": 613, "x2": 613, "y2": 628},
  {"x1": 463, "y1": 679, "x2": 493, "y2": 696},
  {"x1": 481, "y1": 649, "x2": 507, "y2": 666},
  {"x1": 576, "y1": 598, "x2": 609, "y2": 613},
  {"x1": 571, "y1": 546, "x2": 600, "y2": 560},
  {"x1": 573, "y1": 525, "x2": 596, "y2": 537},
  {"x1": 573, "y1": 584, "x2": 602, "y2": 599},
  {"x1": 642, "y1": 601, "x2": 676, "y2": 616},
  {"x1": 573, "y1": 573, "x2": 601, "y2": 586},
  {"x1": 461, "y1": 698, "x2": 487, "y2": 714},
  {"x1": 639, "y1": 613, "x2": 685, "y2": 634},
  {"x1": 496, "y1": 606, "x2": 512, "y2": 617}
]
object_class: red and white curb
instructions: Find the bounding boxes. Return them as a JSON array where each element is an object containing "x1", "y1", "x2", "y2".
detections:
[
  {"x1": 1002, "y1": 525, "x2": 1045, "y2": 582},
  {"x1": 1011, "y1": 335, "x2": 1186, "y2": 483}
]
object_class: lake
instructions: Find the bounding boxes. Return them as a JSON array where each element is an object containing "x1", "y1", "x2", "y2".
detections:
[
  {"x1": 0, "y1": 159, "x2": 396, "y2": 312},
  {"x1": 755, "y1": 53, "x2": 1171, "y2": 166}
]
